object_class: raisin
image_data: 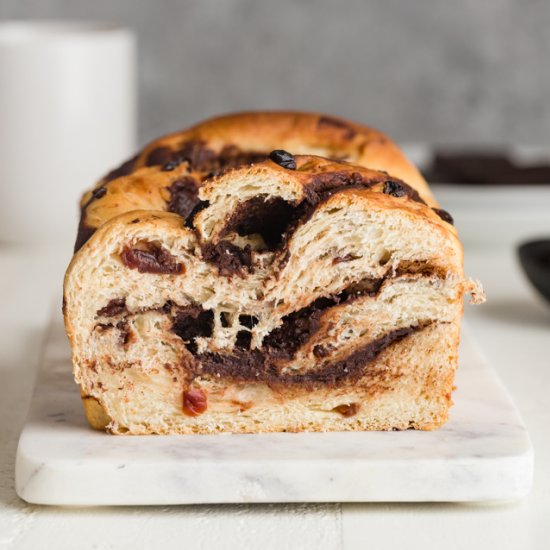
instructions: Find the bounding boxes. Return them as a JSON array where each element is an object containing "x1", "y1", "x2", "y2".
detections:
[
  {"x1": 432, "y1": 208, "x2": 454, "y2": 225},
  {"x1": 333, "y1": 403, "x2": 359, "y2": 417},
  {"x1": 121, "y1": 244, "x2": 184, "y2": 274},
  {"x1": 269, "y1": 150, "x2": 297, "y2": 170},
  {"x1": 183, "y1": 387, "x2": 208, "y2": 416},
  {"x1": 383, "y1": 180, "x2": 407, "y2": 198}
]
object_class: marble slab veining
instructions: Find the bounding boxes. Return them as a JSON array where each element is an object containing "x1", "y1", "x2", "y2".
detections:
[{"x1": 15, "y1": 318, "x2": 533, "y2": 505}]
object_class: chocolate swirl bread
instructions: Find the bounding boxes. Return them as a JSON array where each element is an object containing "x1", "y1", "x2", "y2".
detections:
[
  {"x1": 64, "y1": 113, "x2": 483, "y2": 434},
  {"x1": 74, "y1": 112, "x2": 436, "y2": 251}
]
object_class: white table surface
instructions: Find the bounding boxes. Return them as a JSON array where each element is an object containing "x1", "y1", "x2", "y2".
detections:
[{"x1": 1, "y1": 192, "x2": 549, "y2": 549}]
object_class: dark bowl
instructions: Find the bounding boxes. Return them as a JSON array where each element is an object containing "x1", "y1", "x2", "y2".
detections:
[{"x1": 518, "y1": 239, "x2": 550, "y2": 304}]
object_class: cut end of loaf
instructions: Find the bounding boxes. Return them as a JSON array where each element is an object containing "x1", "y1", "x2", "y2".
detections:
[{"x1": 65, "y1": 141, "x2": 478, "y2": 435}]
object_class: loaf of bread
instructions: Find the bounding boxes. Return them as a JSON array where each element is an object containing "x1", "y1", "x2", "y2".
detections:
[{"x1": 64, "y1": 112, "x2": 483, "y2": 434}]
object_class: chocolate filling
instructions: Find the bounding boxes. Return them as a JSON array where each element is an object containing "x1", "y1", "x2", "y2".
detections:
[
  {"x1": 262, "y1": 296, "x2": 338, "y2": 359},
  {"x1": 215, "y1": 171, "x2": 389, "y2": 260},
  {"x1": 121, "y1": 243, "x2": 184, "y2": 274},
  {"x1": 198, "y1": 324, "x2": 426, "y2": 389},
  {"x1": 97, "y1": 298, "x2": 127, "y2": 317},
  {"x1": 166, "y1": 177, "x2": 200, "y2": 220},
  {"x1": 201, "y1": 240, "x2": 253, "y2": 277},
  {"x1": 172, "y1": 306, "x2": 214, "y2": 354},
  {"x1": 206, "y1": 170, "x2": 436, "y2": 275},
  {"x1": 184, "y1": 199, "x2": 210, "y2": 228},
  {"x1": 220, "y1": 196, "x2": 297, "y2": 248},
  {"x1": 235, "y1": 330, "x2": 253, "y2": 350},
  {"x1": 167, "y1": 276, "x2": 387, "y2": 381}
]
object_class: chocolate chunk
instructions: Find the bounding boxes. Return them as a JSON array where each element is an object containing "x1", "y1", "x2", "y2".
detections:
[
  {"x1": 81, "y1": 184, "x2": 108, "y2": 212},
  {"x1": 121, "y1": 243, "x2": 184, "y2": 274},
  {"x1": 269, "y1": 150, "x2": 297, "y2": 170},
  {"x1": 172, "y1": 306, "x2": 214, "y2": 354},
  {"x1": 432, "y1": 208, "x2": 454, "y2": 225},
  {"x1": 92, "y1": 186, "x2": 107, "y2": 200},
  {"x1": 201, "y1": 240, "x2": 253, "y2": 277},
  {"x1": 97, "y1": 298, "x2": 127, "y2": 317},
  {"x1": 166, "y1": 177, "x2": 200, "y2": 220},
  {"x1": 382, "y1": 180, "x2": 428, "y2": 205},
  {"x1": 383, "y1": 180, "x2": 407, "y2": 198}
]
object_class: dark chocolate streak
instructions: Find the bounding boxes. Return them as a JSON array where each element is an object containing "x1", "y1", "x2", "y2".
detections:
[
  {"x1": 208, "y1": 171, "x2": 417, "y2": 274},
  {"x1": 201, "y1": 240, "x2": 253, "y2": 277},
  {"x1": 97, "y1": 298, "x2": 127, "y2": 317},
  {"x1": 220, "y1": 196, "x2": 297, "y2": 248},
  {"x1": 216, "y1": 172, "x2": 370, "y2": 258},
  {"x1": 166, "y1": 177, "x2": 200, "y2": 219},
  {"x1": 166, "y1": 275, "x2": 398, "y2": 388},
  {"x1": 146, "y1": 141, "x2": 267, "y2": 175},
  {"x1": 198, "y1": 324, "x2": 425, "y2": 389},
  {"x1": 172, "y1": 306, "x2": 214, "y2": 354}
]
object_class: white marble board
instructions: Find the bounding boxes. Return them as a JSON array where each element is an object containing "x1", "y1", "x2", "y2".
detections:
[{"x1": 15, "y1": 317, "x2": 533, "y2": 505}]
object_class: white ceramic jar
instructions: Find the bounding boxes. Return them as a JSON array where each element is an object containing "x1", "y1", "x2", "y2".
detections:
[{"x1": 0, "y1": 21, "x2": 136, "y2": 245}]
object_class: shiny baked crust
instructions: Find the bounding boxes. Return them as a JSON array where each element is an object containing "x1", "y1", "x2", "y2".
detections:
[
  {"x1": 64, "y1": 150, "x2": 483, "y2": 435},
  {"x1": 75, "y1": 111, "x2": 435, "y2": 251}
]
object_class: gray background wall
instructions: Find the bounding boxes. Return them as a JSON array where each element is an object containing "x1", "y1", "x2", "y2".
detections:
[{"x1": 2, "y1": 0, "x2": 549, "y2": 148}]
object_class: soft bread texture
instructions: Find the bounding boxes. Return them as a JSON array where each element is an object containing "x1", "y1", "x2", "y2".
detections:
[
  {"x1": 75, "y1": 112, "x2": 435, "y2": 251},
  {"x1": 64, "y1": 149, "x2": 483, "y2": 435}
]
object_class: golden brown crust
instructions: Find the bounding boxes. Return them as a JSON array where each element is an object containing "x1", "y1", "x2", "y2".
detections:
[{"x1": 76, "y1": 112, "x2": 436, "y2": 251}]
